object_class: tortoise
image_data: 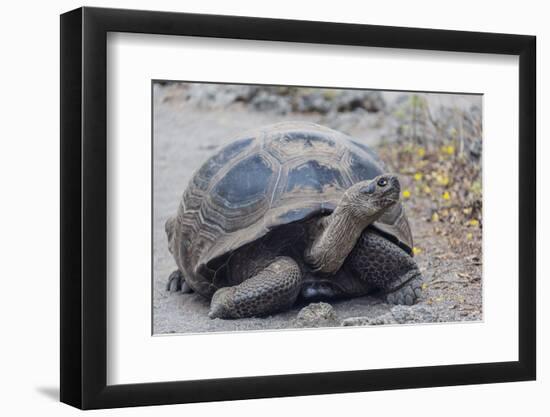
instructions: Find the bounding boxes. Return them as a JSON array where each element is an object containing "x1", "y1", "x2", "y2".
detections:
[{"x1": 165, "y1": 122, "x2": 423, "y2": 319}]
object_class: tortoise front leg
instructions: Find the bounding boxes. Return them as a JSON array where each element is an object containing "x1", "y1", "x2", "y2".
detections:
[
  {"x1": 347, "y1": 230, "x2": 423, "y2": 305},
  {"x1": 208, "y1": 257, "x2": 302, "y2": 319}
]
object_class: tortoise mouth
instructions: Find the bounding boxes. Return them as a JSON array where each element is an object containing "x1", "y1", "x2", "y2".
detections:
[
  {"x1": 381, "y1": 196, "x2": 399, "y2": 207},
  {"x1": 380, "y1": 187, "x2": 400, "y2": 205}
]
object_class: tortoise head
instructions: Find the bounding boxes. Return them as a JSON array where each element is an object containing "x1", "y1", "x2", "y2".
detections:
[
  {"x1": 305, "y1": 174, "x2": 401, "y2": 275},
  {"x1": 341, "y1": 174, "x2": 401, "y2": 222}
]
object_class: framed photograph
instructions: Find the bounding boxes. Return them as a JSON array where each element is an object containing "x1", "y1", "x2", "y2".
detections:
[{"x1": 60, "y1": 6, "x2": 536, "y2": 409}]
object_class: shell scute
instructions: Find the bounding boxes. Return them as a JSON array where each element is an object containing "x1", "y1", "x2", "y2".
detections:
[
  {"x1": 285, "y1": 160, "x2": 346, "y2": 194},
  {"x1": 193, "y1": 136, "x2": 254, "y2": 191},
  {"x1": 212, "y1": 153, "x2": 273, "y2": 208}
]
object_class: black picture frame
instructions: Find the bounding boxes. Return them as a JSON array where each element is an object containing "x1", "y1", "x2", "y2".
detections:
[{"x1": 60, "y1": 6, "x2": 536, "y2": 410}]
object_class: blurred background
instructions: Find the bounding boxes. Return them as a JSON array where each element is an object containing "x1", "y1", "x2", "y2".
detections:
[{"x1": 153, "y1": 82, "x2": 482, "y2": 334}]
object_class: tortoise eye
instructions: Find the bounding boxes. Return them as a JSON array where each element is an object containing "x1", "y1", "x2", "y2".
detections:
[{"x1": 377, "y1": 178, "x2": 388, "y2": 187}]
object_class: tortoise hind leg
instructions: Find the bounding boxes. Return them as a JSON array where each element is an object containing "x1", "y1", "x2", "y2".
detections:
[
  {"x1": 166, "y1": 270, "x2": 193, "y2": 294},
  {"x1": 347, "y1": 230, "x2": 423, "y2": 306},
  {"x1": 209, "y1": 257, "x2": 302, "y2": 319}
]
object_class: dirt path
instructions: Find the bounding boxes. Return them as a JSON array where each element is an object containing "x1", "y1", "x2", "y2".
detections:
[{"x1": 152, "y1": 85, "x2": 482, "y2": 334}]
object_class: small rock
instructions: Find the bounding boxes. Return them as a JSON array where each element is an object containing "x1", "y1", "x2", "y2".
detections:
[
  {"x1": 390, "y1": 305, "x2": 438, "y2": 324},
  {"x1": 251, "y1": 91, "x2": 292, "y2": 114},
  {"x1": 342, "y1": 313, "x2": 397, "y2": 326},
  {"x1": 335, "y1": 90, "x2": 385, "y2": 113},
  {"x1": 294, "y1": 302, "x2": 340, "y2": 328},
  {"x1": 294, "y1": 91, "x2": 332, "y2": 114}
]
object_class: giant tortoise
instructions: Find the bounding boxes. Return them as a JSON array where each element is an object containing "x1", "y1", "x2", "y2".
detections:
[{"x1": 166, "y1": 122, "x2": 423, "y2": 319}]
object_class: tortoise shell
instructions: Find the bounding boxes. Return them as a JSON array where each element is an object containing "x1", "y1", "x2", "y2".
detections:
[{"x1": 169, "y1": 122, "x2": 413, "y2": 297}]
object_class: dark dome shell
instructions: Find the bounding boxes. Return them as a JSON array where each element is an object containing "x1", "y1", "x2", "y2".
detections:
[{"x1": 173, "y1": 122, "x2": 412, "y2": 295}]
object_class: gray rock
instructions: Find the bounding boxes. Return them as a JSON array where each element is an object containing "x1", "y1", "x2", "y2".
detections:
[
  {"x1": 181, "y1": 84, "x2": 260, "y2": 109},
  {"x1": 294, "y1": 302, "x2": 340, "y2": 328},
  {"x1": 294, "y1": 91, "x2": 332, "y2": 114},
  {"x1": 342, "y1": 313, "x2": 397, "y2": 326},
  {"x1": 390, "y1": 305, "x2": 439, "y2": 324},
  {"x1": 168, "y1": 83, "x2": 387, "y2": 116},
  {"x1": 251, "y1": 91, "x2": 292, "y2": 114},
  {"x1": 335, "y1": 90, "x2": 386, "y2": 113}
]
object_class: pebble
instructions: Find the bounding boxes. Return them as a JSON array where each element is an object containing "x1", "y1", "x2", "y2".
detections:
[{"x1": 294, "y1": 302, "x2": 340, "y2": 328}]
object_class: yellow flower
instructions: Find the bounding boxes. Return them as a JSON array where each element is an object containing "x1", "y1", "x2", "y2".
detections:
[
  {"x1": 466, "y1": 232, "x2": 473, "y2": 240},
  {"x1": 436, "y1": 174, "x2": 450, "y2": 186},
  {"x1": 445, "y1": 145, "x2": 455, "y2": 155},
  {"x1": 442, "y1": 191, "x2": 451, "y2": 200},
  {"x1": 412, "y1": 247, "x2": 422, "y2": 255},
  {"x1": 414, "y1": 172, "x2": 423, "y2": 181},
  {"x1": 402, "y1": 190, "x2": 411, "y2": 199},
  {"x1": 469, "y1": 219, "x2": 479, "y2": 227},
  {"x1": 417, "y1": 147, "x2": 426, "y2": 158}
]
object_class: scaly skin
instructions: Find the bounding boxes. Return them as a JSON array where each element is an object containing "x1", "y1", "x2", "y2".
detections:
[
  {"x1": 347, "y1": 230, "x2": 423, "y2": 305},
  {"x1": 208, "y1": 257, "x2": 302, "y2": 319}
]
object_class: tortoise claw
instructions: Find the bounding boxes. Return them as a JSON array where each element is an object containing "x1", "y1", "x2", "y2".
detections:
[{"x1": 166, "y1": 270, "x2": 193, "y2": 293}]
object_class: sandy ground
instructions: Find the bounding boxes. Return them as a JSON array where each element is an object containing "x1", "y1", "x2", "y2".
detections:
[{"x1": 152, "y1": 84, "x2": 482, "y2": 334}]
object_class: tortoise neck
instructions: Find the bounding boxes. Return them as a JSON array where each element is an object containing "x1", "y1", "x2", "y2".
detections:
[{"x1": 305, "y1": 206, "x2": 376, "y2": 274}]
